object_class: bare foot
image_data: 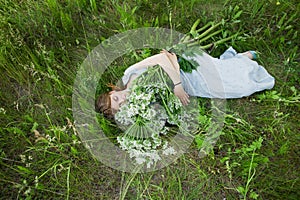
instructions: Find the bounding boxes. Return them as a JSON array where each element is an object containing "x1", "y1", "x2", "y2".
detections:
[
  {"x1": 241, "y1": 51, "x2": 254, "y2": 59},
  {"x1": 240, "y1": 51, "x2": 257, "y2": 60}
]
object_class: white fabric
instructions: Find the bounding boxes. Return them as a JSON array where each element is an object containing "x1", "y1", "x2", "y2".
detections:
[{"x1": 122, "y1": 47, "x2": 275, "y2": 99}]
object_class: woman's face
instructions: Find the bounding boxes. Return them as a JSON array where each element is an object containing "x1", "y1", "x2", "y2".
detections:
[{"x1": 109, "y1": 90, "x2": 129, "y2": 111}]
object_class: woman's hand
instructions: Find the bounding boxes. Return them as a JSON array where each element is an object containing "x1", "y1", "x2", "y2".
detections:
[
  {"x1": 174, "y1": 84, "x2": 190, "y2": 106},
  {"x1": 160, "y1": 49, "x2": 172, "y2": 55},
  {"x1": 160, "y1": 49, "x2": 177, "y2": 60}
]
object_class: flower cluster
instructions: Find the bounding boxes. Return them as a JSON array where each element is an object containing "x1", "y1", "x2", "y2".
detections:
[
  {"x1": 114, "y1": 66, "x2": 188, "y2": 168},
  {"x1": 117, "y1": 132, "x2": 175, "y2": 168}
]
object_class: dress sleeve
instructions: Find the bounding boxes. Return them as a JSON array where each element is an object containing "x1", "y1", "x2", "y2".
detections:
[{"x1": 122, "y1": 67, "x2": 147, "y2": 86}]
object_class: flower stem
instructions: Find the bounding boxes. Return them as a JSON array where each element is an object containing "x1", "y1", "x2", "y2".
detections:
[{"x1": 198, "y1": 33, "x2": 239, "y2": 49}]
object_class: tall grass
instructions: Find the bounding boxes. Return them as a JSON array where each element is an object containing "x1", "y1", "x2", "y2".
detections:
[{"x1": 0, "y1": 0, "x2": 299, "y2": 199}]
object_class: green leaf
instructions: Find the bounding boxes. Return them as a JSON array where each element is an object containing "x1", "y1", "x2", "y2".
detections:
[
  {"x1": 278, "y1": 142, "x2": 289, "y2": 155},
  {"x1": 71, "y1": 146, "x2": 78, "y2": 155},
  {"x1": 17, "y1": 166, "x2": 33, "y2": 174},
  {"x1": 31, "y1": 122, "x2": 39, "y2": 132},
  {"x1": 251, "y1": 137, "x2": 263, "y2": 150},
  {"x1": 177, "y1": 56, "x2": 198, "y2": 73},
  {"x1": 233, "y1": 10, "x2": 243, "y2": 20},
  {"x1": 220, "y1": 156, "x2": 229, "y2": 163},
  {"x1": 195, "y1": 134, "x2": 205, "y2": 149},
  {"x1": 198, "y1": 114, "x2": 208, "y2": 124},
  {"x1": 237, "y1": 186, "x2": 245, "y2": 195},
  {"x1": 277, "y1": 12, "x2": 287, "y2": 28},
  {"x1": 250, "y1": 191, "x2": 259, "y2": 199}
]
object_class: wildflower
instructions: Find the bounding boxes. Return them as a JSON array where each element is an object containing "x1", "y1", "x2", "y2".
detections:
[
  {"x1": 19, "y1": 154, "x2": 26, "y2": 163},
  {"x1": 163, "y1": 146, "x2": 176, "y2": 156},
  {"x1": 0, "y1": 108, "x2": 6, "y2": 114},
  {"x1": 34, "y1": 176, "x2": 39, "y2": 188}
]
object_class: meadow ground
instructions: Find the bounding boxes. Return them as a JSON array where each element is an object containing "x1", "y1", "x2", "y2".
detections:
[{"x1": 0, "y1": 0, "x2": 299, "y2": 199}]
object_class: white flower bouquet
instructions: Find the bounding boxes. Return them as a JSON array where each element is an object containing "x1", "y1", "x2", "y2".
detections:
[{"x1": 115, "y1": 66, "x2": 196, "y2": 168}]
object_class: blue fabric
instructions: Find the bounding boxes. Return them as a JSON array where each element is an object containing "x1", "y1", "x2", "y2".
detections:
[{"x1": 122, "y1": 47, "x2": 275, "y2": 99}]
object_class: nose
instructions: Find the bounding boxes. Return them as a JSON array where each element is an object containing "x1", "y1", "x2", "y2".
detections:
[
  {"x1": 119, "y1": 97, "x2": 127, "y2": 107},
  {"x1": 119, "y1": 93, "x2": 126, "y2": 104},
  {"x1": 122, "y1": 92, "x2": 127, "y2": 100},
  {"x1": 120, "y1": 94, "x2": 126, "y2": 101}
]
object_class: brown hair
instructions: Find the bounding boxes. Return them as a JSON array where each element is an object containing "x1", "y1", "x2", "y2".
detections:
[
  {"x1": 95, "y1": 92, "x2": 113, "y2": 119},
  {"x1": 95, "y1": 83, "x2": 123, "y2": 119}
]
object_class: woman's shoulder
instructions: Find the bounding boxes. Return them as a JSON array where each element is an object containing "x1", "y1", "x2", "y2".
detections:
[
  {"x1": 124, "y1": 65, "x2": 147, "y2": 75},
  {"x1": 122, "y1": 67, "x2": 147, "y2": 86}
]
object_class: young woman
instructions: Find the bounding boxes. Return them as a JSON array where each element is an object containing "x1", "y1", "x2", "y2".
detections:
[{"x1": 96, "y1": 47, "x2": 275, "y2": 118}]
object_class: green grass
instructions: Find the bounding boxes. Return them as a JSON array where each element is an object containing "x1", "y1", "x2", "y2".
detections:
[{"x1": 0, "y1": 0, "x2": 299, "y2": 199}]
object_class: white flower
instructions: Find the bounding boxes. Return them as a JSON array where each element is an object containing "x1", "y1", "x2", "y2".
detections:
[
  {"x1": 135, "y1": 156, "x2": 147, "y2": 165},
  {"x1": 160, "y1": 127, "x2": 169, "y2": 135},
  {"x1": 143, "y1": 140, "x2": 151, "y2": 148},
  {"x1": 162, "y1": 146, "x2": 176, "y2": 156},
  {"x1": 19, "y1": 154, "x2": 26, "y2": 163},
  {"x1": 0, "y1": 108, "x2": 6, "y2": 114}
]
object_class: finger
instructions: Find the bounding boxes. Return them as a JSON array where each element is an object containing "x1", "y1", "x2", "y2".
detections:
[
  {"x1": 181, "y1": 99, "x2": 186, "y2": 106},
  {"x1": 180, "y1": 97, "x2": 188, "y2": 106},
  {"x1": 181, "y1": 94, "x2": 189, "y2": 101},
  {"x1": 183, "y1": 99, "x2": 189, "y2": 106},
  {"x1": 186, "y1": 96, "x2": 190, "y2": 103},
  {"x1": 184, "y1": 98, "x2": 189, "y2": 105},
  {"x1": 185, "y1": 93, "x2": 190, "y2": 99},
  {"x1": 182, "y1": 96, "x2": 189, "y2": 105}
]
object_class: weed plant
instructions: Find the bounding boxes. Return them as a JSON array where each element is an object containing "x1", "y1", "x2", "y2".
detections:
[{"x1": 0, "y1": 0, "x2": 299, "y2": 199}]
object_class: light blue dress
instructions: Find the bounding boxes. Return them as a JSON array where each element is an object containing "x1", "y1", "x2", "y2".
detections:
[{"x1": 122, "y1": 47, "x2": 275, "y2": 99}]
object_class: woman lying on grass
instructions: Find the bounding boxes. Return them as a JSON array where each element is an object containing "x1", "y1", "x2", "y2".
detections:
[
  {"x1": 95, "y1": 47, "x2": 275, "y2": 168},
  {"x1": 96, "y1": 47, "x2": 275, "y2": 119}
]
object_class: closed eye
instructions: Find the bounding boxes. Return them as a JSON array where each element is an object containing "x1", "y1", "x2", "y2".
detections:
[
  {"x1": 113, "y1": 96, "x2": 118, "y2": 101},
  {"x1": 119, "y1": 101, "x2": 126, "y2": 107}
]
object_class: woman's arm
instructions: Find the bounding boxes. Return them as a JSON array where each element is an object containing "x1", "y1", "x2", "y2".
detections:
[
  {"x1": 126, "y1": 52, "x2": 190, "y2": 105},
  {"x1": 126, "y1": 53, "x2": 180, "y2": 84}
]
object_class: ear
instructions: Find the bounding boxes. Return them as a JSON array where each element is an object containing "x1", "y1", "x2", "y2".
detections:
[{"x1": 109, "y1": 90, "x2": 115, "y2": 94}]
